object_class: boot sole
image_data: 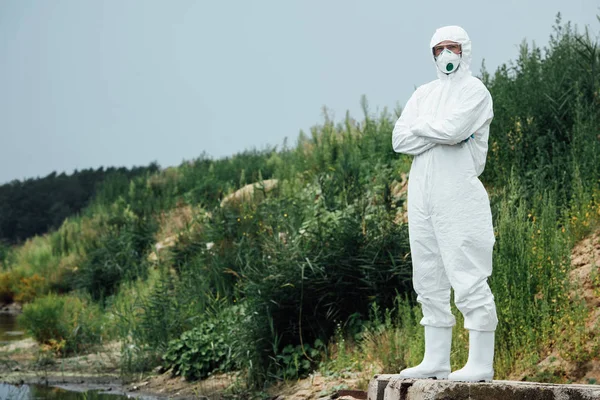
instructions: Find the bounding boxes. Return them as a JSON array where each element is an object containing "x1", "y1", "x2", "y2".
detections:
[
  {"x1": 448, "y1": 378, "x2": 493, "y2": 383},
  {"x1": 399, "y1": 374, "x2": 449, "y2": 380}
]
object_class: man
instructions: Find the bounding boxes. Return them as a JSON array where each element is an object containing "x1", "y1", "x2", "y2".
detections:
[{"x1": 391, "y1": 25, "x2": 497, "y2": 382}]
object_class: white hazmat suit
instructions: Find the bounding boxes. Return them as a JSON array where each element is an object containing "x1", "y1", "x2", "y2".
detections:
[{"x1": 392, "y1": 26, "x2": 497, "y2": 382}]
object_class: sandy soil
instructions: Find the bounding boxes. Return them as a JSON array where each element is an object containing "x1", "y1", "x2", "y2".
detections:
[{"x1": 125, "y1": 369, "x2": 366, "y2": 400}]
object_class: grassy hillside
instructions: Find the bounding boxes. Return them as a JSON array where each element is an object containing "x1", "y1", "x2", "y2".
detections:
[{"x1": 3, "y1": 15, "x2": 600, "y2": 390}]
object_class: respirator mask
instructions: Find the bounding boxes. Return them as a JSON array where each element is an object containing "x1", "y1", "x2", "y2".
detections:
[{"x1": 435, "y1": 48, "x2": 461, "y2": 74}]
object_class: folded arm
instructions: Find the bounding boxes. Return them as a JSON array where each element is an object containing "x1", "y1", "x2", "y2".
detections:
[
  {"x1": 412, "y1": 86, "x2": 493, "y2": 145},
  {"x1": 392, "y1": 90, "x2": 437, "y2": 156}
]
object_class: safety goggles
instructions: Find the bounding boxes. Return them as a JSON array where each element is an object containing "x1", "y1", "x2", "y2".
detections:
[{"x1": 432, "y1": 43, "x2": 462, "y2": 57}]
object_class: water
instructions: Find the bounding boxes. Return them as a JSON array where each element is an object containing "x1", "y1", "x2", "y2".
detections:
[
  {"x1": 0, "y1": 314, "x2": 26, "y2": 344},
  {"x1": 0, "y1": 316, "x2": 157, "y2": 399},
  {"x1": 0, "y1": 383, "x2": 157, "y2": 399}
]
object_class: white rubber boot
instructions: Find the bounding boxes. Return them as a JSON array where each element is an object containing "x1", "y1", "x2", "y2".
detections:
[
  {"x1": 399, "y1": 326, "x2": 452, "y2": 379},
  {"x1": 448, "y1": 330, "x2": 494, "y2": 382}
]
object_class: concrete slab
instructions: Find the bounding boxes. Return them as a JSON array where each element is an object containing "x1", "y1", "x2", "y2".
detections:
[{"x1": 367, "y1": 374, "x2": 600, "y2": 400}]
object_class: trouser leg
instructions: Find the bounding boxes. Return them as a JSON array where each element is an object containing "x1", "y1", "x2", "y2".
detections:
[
  {"x1": 433, "y1": 214, "x2": 498, "y2": 332},
  {"x1": 401, "y1": 206, "x2": 454, "y2": 378},
  {"x1": 409, "y1": 211, "x2": 456, "y2": 328}
]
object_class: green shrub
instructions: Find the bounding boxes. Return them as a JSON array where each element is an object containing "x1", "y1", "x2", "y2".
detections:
[
  {"x1": 274, "y1": 341, "x2": 324, "y2": 380},
  {"x1": 163, "y1": 306, "x2": 241, "y2": 380},
  {"x1": 238, "y1": 176, "x2": 412, "y2": 386},
  {"x1": 76, "y1": 209, "x2": 156, "y2": 302},
  {"x1": 18, "y1": 293, "x2": 105, "y2": 354}
]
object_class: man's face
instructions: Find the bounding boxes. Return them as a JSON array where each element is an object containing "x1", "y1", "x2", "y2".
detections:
[{"x1": 433, "y1": 40, "x2": 461, "y2": 57}]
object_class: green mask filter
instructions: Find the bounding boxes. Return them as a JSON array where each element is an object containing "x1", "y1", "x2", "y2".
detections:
[{"x1": 435, "y1": 48, "x2": 461, "y2": 74}]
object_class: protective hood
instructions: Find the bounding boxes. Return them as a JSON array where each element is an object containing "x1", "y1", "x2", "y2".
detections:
[{"x1": 430, "y1": 25, "x2": 472, "y2": 80}]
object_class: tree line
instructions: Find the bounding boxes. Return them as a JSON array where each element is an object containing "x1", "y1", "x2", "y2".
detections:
[{"x1": 0, "y1": 164, "x2": 159, "y2": 244}]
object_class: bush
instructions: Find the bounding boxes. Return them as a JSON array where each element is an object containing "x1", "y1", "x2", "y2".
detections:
[
  {"x1": 163, "y1": 306, "x2": 241, "y2": 380},
  {"x1": 0, "y1": 271, "x2": 14, "y2": 303},
  {"x1": 0, "y1": 269, "x2": 50, "y2": 304},
  {"x1": 273, "y1": 341, "x2": 324, "y2": 381},
  {"x1": 238, "y1": 176, "x2": 412, "y2": 385},
  {"x1": 13, "y1": 273, "x2": 47, "y2": 304},
  {"x1": 76, "y1": 208, "x2": 156, "y2": 303},
  {"x1": 18, "y1": 293, "x2": 105, "y2": 355}
]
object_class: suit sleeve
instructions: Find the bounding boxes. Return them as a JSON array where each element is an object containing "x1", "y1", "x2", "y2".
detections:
[
  {"x1": 411, "y1": 85, "x2": 493, "y2": 145},
  {"x1": 392, "y1": 90, "x2": 437, "y2": 156}
]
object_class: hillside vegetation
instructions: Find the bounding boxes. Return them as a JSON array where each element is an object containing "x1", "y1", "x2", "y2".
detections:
[{"x1": 3, "y1": 15, "x2": 600, "y2": 391}]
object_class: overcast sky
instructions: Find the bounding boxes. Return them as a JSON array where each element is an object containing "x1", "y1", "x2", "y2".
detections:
[{"x1": 0, "y1": 1, "x2": 598, "y2": 184}]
